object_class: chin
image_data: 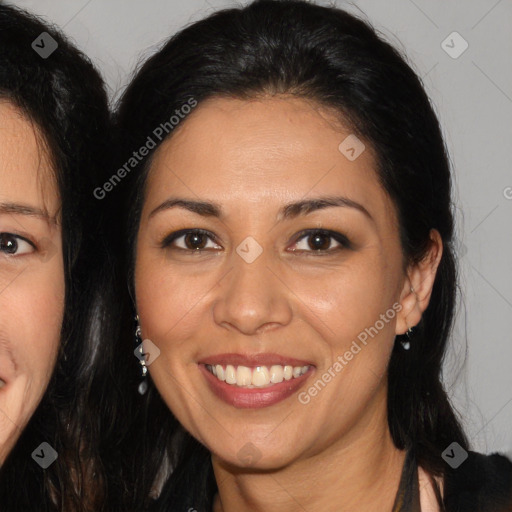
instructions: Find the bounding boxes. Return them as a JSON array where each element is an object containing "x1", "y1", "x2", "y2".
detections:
[{"x1": 210, "y1": 438, "x2": 304, "y2": 472}]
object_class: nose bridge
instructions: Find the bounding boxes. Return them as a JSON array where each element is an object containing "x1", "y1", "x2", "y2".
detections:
[{"x1": 212, "y1": 239, "x2": 291, "y2": 334}]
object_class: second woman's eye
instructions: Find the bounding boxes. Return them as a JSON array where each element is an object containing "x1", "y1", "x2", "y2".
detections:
[
  {"x1": 0, "y1": 233, "x2": 36, "y2": 257},
  {"x1": 161, "y1": 229, "x2": 222, "y2": 252},
  {"x1": 289, "y1": 229, "x2": 350, "y2": 254}
]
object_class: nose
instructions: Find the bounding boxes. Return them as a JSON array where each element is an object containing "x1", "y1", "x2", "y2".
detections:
[{"x1": 212, "y1": 248, "x2": 292, "y2": 336}]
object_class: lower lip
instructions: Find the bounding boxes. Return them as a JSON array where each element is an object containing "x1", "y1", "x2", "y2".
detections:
[{"x1": 199, "y1": 364, "x2": 313, "y2": 409}]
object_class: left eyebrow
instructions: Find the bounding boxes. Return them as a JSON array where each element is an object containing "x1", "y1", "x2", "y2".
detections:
[{"x1": 277, "y1": 195, "x2": 374, "y2": 223}]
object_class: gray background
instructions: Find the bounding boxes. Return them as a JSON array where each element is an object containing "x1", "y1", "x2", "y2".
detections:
[{"x1": 10, "y1": 0, "x2": 512, "y2": 455}]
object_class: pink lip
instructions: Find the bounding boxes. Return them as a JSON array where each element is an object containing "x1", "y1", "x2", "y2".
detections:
[
  {"x1": 198, "y1": 352, "x2": 312, "y2": 367},
  {"x1": 199, "y1": 362, "x2": 314, "y2": 409}
]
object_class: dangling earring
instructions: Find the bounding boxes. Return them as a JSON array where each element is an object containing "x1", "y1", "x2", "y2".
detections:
[
  {"x1": 134, "y1": 314, "x2": 148, "y2": 394},
  {"x1": 401, "y1": 326, "x2": 413, "y2": 350},
  {"x1": 400, "y1": 286, "x2": 416, "y2": 351}
]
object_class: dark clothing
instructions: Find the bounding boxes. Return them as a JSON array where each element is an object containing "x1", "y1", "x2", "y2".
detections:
[
  {"x1": 443, "y1": 451, "x2": 512, "y2": 512},
  {"x1": 392, "y1": 449, "x2": 512, "y2": 511}
]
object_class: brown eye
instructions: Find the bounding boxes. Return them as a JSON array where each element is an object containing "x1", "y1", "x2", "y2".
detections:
[
  {"x1": 307, "y1": 232, "x2": 332, "y2": 251},
  {"x1": 161, "y1": 229, "x2": 221, "y2": 252},
  {"x1": 184, "y1": 231, "x2": 209, "y2": 250},
  {"x1": 0, "y1": 233, "x2": 35, "y2": 256},
  {"x1": 290, "y1": 229, "x2": 350, "y2": 254}
]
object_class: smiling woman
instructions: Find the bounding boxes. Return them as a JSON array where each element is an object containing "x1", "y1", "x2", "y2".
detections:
[
  {"x1": 0, "y1": 4, "x2": 110, "y2": 511},
  {"x1": 108, "y1": 1, "x2": 512, "y2": 511},
  {"x1": 0, "y1": 100, "x2": 64, "y2": 462}
]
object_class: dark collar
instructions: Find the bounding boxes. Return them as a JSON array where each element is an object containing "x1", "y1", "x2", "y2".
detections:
[{"x1": 391, "y1": 449, "x2": 421, "y2": 512}]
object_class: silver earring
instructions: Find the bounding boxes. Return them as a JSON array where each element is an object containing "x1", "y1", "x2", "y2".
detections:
[
  {"x1": 135, "y1": 315, "x2": 148, "y2": 394},
  {"x1": 401, "y1": 326, "x2": 413, "y2": 350},
  {"x1": 400, "y1": 286, "x2": 416, "y2": 350}
]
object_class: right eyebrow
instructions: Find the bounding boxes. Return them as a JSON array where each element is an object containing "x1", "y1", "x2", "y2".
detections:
[
  {"x1": 0, "y1": 202, "x2": 55, "y2": 224},
  {"x1": 148, "y1": 198, "x2": 221, "y2": 220}
]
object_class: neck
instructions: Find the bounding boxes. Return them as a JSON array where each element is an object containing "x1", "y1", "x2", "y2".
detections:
[{"x1": 212, "y1": 386, "x2": 406, "y2": 512}]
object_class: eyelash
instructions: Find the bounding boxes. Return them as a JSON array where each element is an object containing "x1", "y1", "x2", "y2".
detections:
[
  {"x1": 0, "y1": 232, "x2": 37, "y2": 257},
  {"x1": 160, "y1": 228, "x2": 351, "y2": 255}
]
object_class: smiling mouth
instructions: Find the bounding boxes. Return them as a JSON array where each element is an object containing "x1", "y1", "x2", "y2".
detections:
[{"x1": 205, "y1": 364, "x2": 311, "y2": 388}]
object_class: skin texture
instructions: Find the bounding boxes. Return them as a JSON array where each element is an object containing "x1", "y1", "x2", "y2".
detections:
[
  {"x1": 135, "y1": 96, "x2": 443, "y2": 511},
  {"x1": 0, "y1": 101, "x2": 64, "y2": 465}
]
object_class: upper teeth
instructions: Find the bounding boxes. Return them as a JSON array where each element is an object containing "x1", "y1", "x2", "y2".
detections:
[{"x1": 205, "y1": 364, "x2": 310, "y2": 388}]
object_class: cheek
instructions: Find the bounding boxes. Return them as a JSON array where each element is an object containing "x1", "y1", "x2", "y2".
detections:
[
  {"x1": 135, "y1": 252, "x2": 210, "y2": 345},
  {"x1": 291, "y1": 256, "x2": 397, "y2": 347},
  {"x1": 0, "y1": 255, "x2": 64, "y2": 460},
  {"x1": 299, "y1": 261, "x2": 400, "y2": 415},
  {"x1": 135, "y1": 259, "x2": 208, "y2": 435},
  {"x1": 289, "y1": 256, "x2": 399, "y2": 416},
  {"x1": 5, "y1": 259, "x2": 65, "y2": 384}
]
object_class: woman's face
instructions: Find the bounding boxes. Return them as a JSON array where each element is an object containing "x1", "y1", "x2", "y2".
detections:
[
  {"x1": 0, "y1": 102, "x2": 64, "y2": 464},
  {"x1": 135, "y1": 96, "x2": 436, "y2": 469}
]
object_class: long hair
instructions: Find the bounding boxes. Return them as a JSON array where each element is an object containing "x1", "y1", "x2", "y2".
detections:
[
  {"x1": 110, "y1": 1, "x2": 468, "y2": 509},
  {"x1": 0, "y1": 4, "x2": 111, "y2": 511}
]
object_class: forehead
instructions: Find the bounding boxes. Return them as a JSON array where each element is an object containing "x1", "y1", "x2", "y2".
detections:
[
  {"x1": 145, "y1": 96, "x2": 396, "y2": 225},
  {"x1": 0, "y1": 100, "x2": 59, "y2": 217}
]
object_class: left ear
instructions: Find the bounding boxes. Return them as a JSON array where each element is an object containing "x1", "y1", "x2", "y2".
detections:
[{"x1": 395, "y1": 229, "x2": 443, "y2": 335}]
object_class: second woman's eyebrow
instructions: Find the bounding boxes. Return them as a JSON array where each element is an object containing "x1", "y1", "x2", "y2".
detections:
[{"x1": 148, "y1": 195, "x2": 374, "y2": 224}]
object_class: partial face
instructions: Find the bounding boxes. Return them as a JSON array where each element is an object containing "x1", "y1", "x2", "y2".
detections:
[
  {"x1": 0, "y1": 101, "x2": 64, "y2": 464},
  {"x1": 135, "y1": 96, "x2": 411, "y2": 469}
]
